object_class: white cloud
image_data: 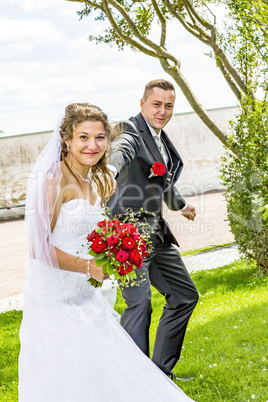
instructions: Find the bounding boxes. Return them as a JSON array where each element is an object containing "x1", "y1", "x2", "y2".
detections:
[
  {"x1": 0, "y1": 19, "x2": 65, "y2": 45},
  {"x1": 1, "y1": 0, "x2": 76, "y2": 14}
]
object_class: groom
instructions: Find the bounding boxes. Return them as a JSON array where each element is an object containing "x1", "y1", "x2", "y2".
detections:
[{"x1": 108, "y1": 79, "x2": 199, "y2": 378}]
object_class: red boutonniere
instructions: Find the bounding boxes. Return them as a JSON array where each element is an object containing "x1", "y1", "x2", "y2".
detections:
[{"x1": 148, "y1": 162, "x2": 166, "y2": 178}]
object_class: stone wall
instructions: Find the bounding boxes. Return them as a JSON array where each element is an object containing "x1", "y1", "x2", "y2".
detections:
[
  {"x1": 0, "y1": 131, "x2": 52, "y2": 207},
  {"x1": 165, "y1": 105, "x2": 238, "y2": 195},
  {"x1": 0, "y1": 106, "x2": 238, "y2": 208}
]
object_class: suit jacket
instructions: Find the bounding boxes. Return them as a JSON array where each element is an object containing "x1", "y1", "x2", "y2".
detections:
[{"x1": 107, "y1": 113, "x2": 186, "y2": 246}]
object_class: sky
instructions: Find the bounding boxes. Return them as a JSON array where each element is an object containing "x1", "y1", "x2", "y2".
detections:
[{"x1": 0, "y1": 0, "x2": 238, "y2": 135}]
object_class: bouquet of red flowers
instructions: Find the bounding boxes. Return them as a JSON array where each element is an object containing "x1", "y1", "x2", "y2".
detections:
[{"x1": 87, "y1": 217, "x2": 150, "y2": 287}]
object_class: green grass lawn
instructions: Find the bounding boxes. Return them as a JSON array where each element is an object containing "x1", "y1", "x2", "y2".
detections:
[{"x1": 1, "y1": 259, "x2": 267, "y2": 401}]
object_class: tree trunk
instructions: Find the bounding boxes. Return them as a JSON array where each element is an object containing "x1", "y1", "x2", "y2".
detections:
[{"x1": 159, "y1": 58, "x2": 230, "y2": 147}]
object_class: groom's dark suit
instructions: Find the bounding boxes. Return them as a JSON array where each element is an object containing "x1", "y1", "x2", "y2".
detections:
[{"x1": 108, "y1": 113, "x2": 198, "y2": 374}]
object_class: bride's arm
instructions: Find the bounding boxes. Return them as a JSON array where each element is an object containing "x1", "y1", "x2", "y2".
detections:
[
  {"x1": 54, "y1": 247, "x2": 108, "y2": 281},
  {"x1": 46, "y1": 166, "x2": 107, "y2": 280}
]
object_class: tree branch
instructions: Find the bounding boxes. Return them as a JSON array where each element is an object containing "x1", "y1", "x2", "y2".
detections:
[
  {"x1": 182, "y1": 0, "x2": 213, "y2": 31},
  {"x1": 159, "y1": 57, "x2": 230, "y2": 147},
  {"x1": 165, "y1": 0, "x2": 250, "y2": 100},
  {"x1": 164, "y1": 0, "x2": 210, "y2": 46},
  {"x1": 151, "y1": 0, "x2": 166, "y2": 48},
  {"x1": 211, "y1": 39, "x2": 251, "y2": 96},
  {"x1": 102, "y1": 0, "x2": 159, "y2": 58},
  {"x1": 107, "y1": 0, "x2": 178, "y2": 63},
  {"x1": 216, "y1": 57, "x2": 242, "y2": 101},
  {"x1": 67, "y1": 0, "x2": 104, "y2": 11}
]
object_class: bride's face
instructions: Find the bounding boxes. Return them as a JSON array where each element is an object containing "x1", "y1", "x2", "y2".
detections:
[{"x1": 66, "y1": 120, "x2": 107, "y2": 167}]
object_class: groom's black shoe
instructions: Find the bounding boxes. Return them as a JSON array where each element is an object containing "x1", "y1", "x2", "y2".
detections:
[{"x1": 167, "y1": 371, "x2": 195, "y2": 382}]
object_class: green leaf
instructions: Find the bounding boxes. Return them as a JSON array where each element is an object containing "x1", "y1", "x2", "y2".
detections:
[
  {"x1": 94, "y1": 253, "x2": 107, "y2": 261},
  {"x1": 103, "y1": 260, "x2": 116, "y2": 276}
]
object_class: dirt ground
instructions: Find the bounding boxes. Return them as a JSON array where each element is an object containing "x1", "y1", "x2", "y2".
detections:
[{"x1": 0, "y1": 190, "x2": 234, "y2": 299}]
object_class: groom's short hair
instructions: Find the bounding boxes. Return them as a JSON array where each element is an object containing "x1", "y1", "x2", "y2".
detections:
[{"x1": 143, "y1": 79, "x2": 175, "y2": 100}]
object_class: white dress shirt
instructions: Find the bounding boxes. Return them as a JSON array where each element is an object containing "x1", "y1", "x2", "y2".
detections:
[{"x1": 145, "y1": 122, "x2": 169, "y2": 166}]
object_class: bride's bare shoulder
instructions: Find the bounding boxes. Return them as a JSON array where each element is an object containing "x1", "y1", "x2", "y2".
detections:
[{"x1": 46, "y1": 162, "x2": 73, "y2": 200}]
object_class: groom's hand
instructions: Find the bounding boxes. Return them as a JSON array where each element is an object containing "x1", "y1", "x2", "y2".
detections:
[
  {"x1": 181, "y1": 204, "x2": 196, "y2": 221},
  {"x1": 90, "y1": 259, "x2": 109, "y2": 281}
]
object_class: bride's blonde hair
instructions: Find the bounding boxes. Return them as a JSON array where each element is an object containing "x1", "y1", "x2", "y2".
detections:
[{"x1": 59, "y1": 102, "x2": 118, "y2": 205}]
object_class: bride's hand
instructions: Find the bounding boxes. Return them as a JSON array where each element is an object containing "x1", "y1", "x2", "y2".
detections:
[{"x1": 89, "y1": 259, "x2": 109, "y2": 281}]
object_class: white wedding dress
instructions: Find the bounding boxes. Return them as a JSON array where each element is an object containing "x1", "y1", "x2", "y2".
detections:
[{"x1": 19, "y1": 198, "x2": 195, "y2": 402}]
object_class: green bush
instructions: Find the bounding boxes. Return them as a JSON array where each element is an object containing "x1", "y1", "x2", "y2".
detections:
[{"x1": 221, "y1": 97, "x2": 268, "y2": 273}]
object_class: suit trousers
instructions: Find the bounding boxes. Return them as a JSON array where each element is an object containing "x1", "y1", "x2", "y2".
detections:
[{"x1": 120, "y1": 237, "x2": 199, "y2": 374}]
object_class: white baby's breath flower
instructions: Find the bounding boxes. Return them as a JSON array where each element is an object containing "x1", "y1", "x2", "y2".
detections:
[
  {"x1": 200, "y1": 375, "x2": 203, "y2": 379},
  {"x1": 236, "y1": 359, "x2": 239, "y2": 362},
  {"x1": 251, "y1": 395, "x2": 255, "y2": 399},
  {"x1": 263, "y1": 368, "x2": 266, "y2": 372},
  {"x1": 234, "y1": 326, "x2": 237, "y2": 329},
  {"x1": 262, "y1": 357, "x2": 266, "y2": 361},
  {"x1": 209, "y1": 365, "x2": 212, "y2": 368},
  {"x1": 213, "y1": 364, "x2": 217, "y2": 367}
]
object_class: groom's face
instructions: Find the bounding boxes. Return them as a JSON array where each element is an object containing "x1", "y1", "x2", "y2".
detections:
[{"x1": 140, "y1": 87, "x2": 175, "y2": 134}]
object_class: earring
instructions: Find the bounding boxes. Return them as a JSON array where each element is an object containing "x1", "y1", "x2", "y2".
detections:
[{"x1": 66, "y1": 144, "x2": 70, "y2": 152}]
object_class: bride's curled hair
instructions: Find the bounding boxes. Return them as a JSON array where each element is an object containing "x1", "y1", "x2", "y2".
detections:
[{"x1": 59, "y1": 102, "x2": 118, "y2": 205}]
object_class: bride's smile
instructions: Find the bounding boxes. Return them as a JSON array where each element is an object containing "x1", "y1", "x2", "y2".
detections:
[{"x1": 66, "y1": 120, "x2": 107, "y2": 173}]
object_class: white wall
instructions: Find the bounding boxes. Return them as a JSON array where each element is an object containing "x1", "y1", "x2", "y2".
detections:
[
  {"x1": 0, "y1": 106, "x2": 238, "y2": 207},
  {"x1": 0, "y1": 131, "x2": 52, "y2": 207},
  {"x1": 166, "y1": 106, "x2": 238, "y2": 195}
]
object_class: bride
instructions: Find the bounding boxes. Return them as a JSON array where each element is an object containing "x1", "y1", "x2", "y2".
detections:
[{"x1": 19, "y1": 103, "x2": 195, "y2": 402}]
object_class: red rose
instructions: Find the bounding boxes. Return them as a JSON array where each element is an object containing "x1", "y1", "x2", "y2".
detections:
[
  {"x1": 124, "y1": 223, "x2": 137, "y2": 235},
  {"x1": 139, "y1": 239, "x2": 148, "y2": 253},
  {"x1": 113, "y1": 221, "x2": 124, "y2": 234},
  {"x1": 129, "y1": 249, "x2": 141, "y2": 266},
  {"x1": 132, "y1": 232, "x2": 141, "y2": 241},
  {"x1": 123, "y1": 261, "x2": 133, "y2": 274},
  {"x1": 151, "y1": 162, "x2": 166, "y2": 176},
  {"x1": 116, "y1": 261, "x2": 133, "y2": 275},
  {"x1": 115, "y1": 250, "x2": 129, "y2": 262},
  {"x1": 109, "y1": 246, "x2": 119, "y2": 254},
  {"x1": 107, "y1": 220, "x2": 120, "y2": 229},
  {"x1": 91, "y1": 238, "x2": 107, "y2": 253},
  {"x1": 118, "y1": 230, "x2": 128, "y2": 239},
  {"x1": 121, "y1": 236, "x2": 136, "y2": 251},
  {"x1": 107, "y1": 234, "x2": 120, "y2": 246},
  {"x1": 136, "y1": 258, "x2": 143, "y2": 268},
  {"x1": 87, "y1": 230, "x2": 98, "y2": 242},
  {"x1": 97, "y1": 220, "x2": 108, "y2": 228},
  {"x1": 116, "y1": 265, "x2": 127, "y2": 276}
]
